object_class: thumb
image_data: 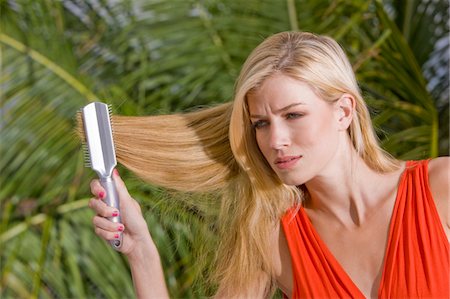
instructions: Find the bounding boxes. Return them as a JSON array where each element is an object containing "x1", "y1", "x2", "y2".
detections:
[{"x1": 113, "y1": 169, "x2": 130, "y2": 198}]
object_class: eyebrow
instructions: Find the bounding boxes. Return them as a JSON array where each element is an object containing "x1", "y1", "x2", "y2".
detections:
[{"x1": 249, "y1": 102, "x2": 304, "y2": 118}]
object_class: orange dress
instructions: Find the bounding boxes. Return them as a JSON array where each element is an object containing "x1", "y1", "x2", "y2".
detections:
[{"x1": 281, "y1": 160, "x2": 449, "y2": 298}]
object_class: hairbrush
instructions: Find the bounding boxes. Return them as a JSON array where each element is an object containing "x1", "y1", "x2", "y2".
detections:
[{"x1": 79, "y1": 102, "x2": 122, "y2": 250}]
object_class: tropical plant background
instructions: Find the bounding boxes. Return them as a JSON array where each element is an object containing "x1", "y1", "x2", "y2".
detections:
[{"x1": 1, "y1": 0, "x2": 448, "y2": 298}]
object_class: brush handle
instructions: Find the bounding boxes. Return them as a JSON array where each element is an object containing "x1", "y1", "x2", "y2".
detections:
[{"x1": 100, "y1": 176, "x2": 123, "y2": 251}]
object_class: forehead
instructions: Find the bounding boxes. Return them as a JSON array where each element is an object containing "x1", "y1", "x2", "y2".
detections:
[{"x1": 246, "y1": 74, "x2": 320, "y2": 113}]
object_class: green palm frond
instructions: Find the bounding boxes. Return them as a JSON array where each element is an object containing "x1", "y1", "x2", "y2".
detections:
[{"x1": 1, "y1": 0, "x2": 447, "y2": 298}]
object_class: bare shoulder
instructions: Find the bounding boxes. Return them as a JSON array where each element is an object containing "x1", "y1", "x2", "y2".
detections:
[
  {"x1": 427, "y1": 157, "x2": 450, "y2": 237},
  {"x1": 428, "y1": 157, "x2": 449, "y2": 198}
]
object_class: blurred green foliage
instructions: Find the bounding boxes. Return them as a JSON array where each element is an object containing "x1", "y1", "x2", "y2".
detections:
[{"x1": 1, "y1": 0, "x2": 448, "y2": 298}]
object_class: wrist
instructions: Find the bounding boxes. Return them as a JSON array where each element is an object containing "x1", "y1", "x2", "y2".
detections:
[
  {"x1": 126, "y1": 236, "x2": 159, "y2": 264},
  {"x1": 126, "y1": 235, "x2": 169, "y2": 298}
]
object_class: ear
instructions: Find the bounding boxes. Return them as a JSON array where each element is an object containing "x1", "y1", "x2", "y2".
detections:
[{"x1": 335, "y1": 94, "x2": 355, "y2": 131}]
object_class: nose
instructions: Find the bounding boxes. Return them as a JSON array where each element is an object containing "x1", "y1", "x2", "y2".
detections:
[{"x1": 269, "y1": 121, "x2": 290, "y2": 150}]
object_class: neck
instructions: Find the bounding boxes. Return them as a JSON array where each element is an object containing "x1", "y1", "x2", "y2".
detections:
[{"x1": 303, "y1": 150, "x2": 396, "y2": 228}]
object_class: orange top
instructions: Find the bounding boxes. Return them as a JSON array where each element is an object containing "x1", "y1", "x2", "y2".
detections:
[{"x1": 281, "y1": 160, "x2": 449, "y2": 298}]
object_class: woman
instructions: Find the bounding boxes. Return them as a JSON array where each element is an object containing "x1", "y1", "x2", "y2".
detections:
[{"x1": 87, "y1": 32, "x2": 449, "y2": 298}]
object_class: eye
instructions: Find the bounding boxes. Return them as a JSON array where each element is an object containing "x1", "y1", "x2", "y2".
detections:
[
  {"x1": 286, "y1": 112, "x2": 303, "y2": 119},
  {"x1": 251, "y1": 120, "x2": 269, "y2": 129}
]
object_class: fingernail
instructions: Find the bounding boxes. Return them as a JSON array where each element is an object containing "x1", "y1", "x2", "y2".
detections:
[
  {"x1": 112, "y1": 211, "x2": 119, "y2": 217},
  {"x1": 98, "y1": 191, "x2": 105, "y2": 199},
  {"x1": 114, "y1": 233, "x2": 120, "y2": 239},
  {"x1": 118, "y1": 225, "x2": 124, "y2": 232},
  {"x1": 113, "y1": 169, "x2": 119, "y2": 177}
]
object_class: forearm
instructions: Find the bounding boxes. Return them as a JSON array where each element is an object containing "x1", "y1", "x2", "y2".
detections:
[{"x1": 127, "y1": 238, "x2": 170, "y2": 299}]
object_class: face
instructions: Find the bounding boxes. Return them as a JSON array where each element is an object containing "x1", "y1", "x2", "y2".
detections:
[{"x1": 247, "y1": 73, "x2": 342, "y2": 186}]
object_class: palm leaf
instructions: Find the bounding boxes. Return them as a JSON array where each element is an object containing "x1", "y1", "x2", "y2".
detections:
[{"x1": 1, "y1": 0, "x2": 447, "y2": 298}]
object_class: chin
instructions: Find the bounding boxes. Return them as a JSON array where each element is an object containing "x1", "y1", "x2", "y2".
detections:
[{"x1": 278, "y1": 175, "x2": 306, "y2": 186}]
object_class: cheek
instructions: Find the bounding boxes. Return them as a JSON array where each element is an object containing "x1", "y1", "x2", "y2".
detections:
[
  {"x1": 291, "y1": 123, "x2": 315, "y2": 146},
  {"x1": 307, "y1": 120, "x2": 339, "y2": 153},
  {"x1": 293, "y1": 120, "x2": 334, "y2": 149}
]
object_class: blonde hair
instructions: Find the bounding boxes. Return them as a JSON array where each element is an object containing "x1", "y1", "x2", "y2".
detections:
[
  {"x1": 94, "y1": 31, "x2": 399, "y2": 297},
  {"x1": 114, "y1": 103, "x2": 237, "y2": 192}
]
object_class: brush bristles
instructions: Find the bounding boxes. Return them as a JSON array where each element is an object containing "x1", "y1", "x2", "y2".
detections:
[
  {"x1": 75, "y1": 111, "x2": 86, "y2": 143},
  {"x1": 75, "y1": 110, "x2": 92, "y2": 168},
  {"x1": 108, "y1": 104, "x2": 115, "y2": 135}
]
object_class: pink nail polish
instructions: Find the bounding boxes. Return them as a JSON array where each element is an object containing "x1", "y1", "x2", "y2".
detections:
[
  {"x1": 112, "y1": 211, "x2": 119, "y2": 217},
  {"x1": 114, "y1": 233, "x2": 119, "y2": 239},
  {"x1": 118, "y1": 225, "x2": 124, "y2": 232},
  {"x1": 113, "y1": 169, "x2": 120, "y2": 177},
  {"x1": 98, "y1": 191, "x2": 105, "y2": 199}
]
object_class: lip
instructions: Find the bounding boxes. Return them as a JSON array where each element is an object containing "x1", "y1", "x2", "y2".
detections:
[{"x1": 274, "y1": 155, "x2": 302, "y2": 170}]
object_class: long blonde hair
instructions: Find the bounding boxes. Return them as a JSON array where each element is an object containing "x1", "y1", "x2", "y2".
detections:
[{"x1": 102, "y1": 31, "x2": 399, "y2": 297}]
